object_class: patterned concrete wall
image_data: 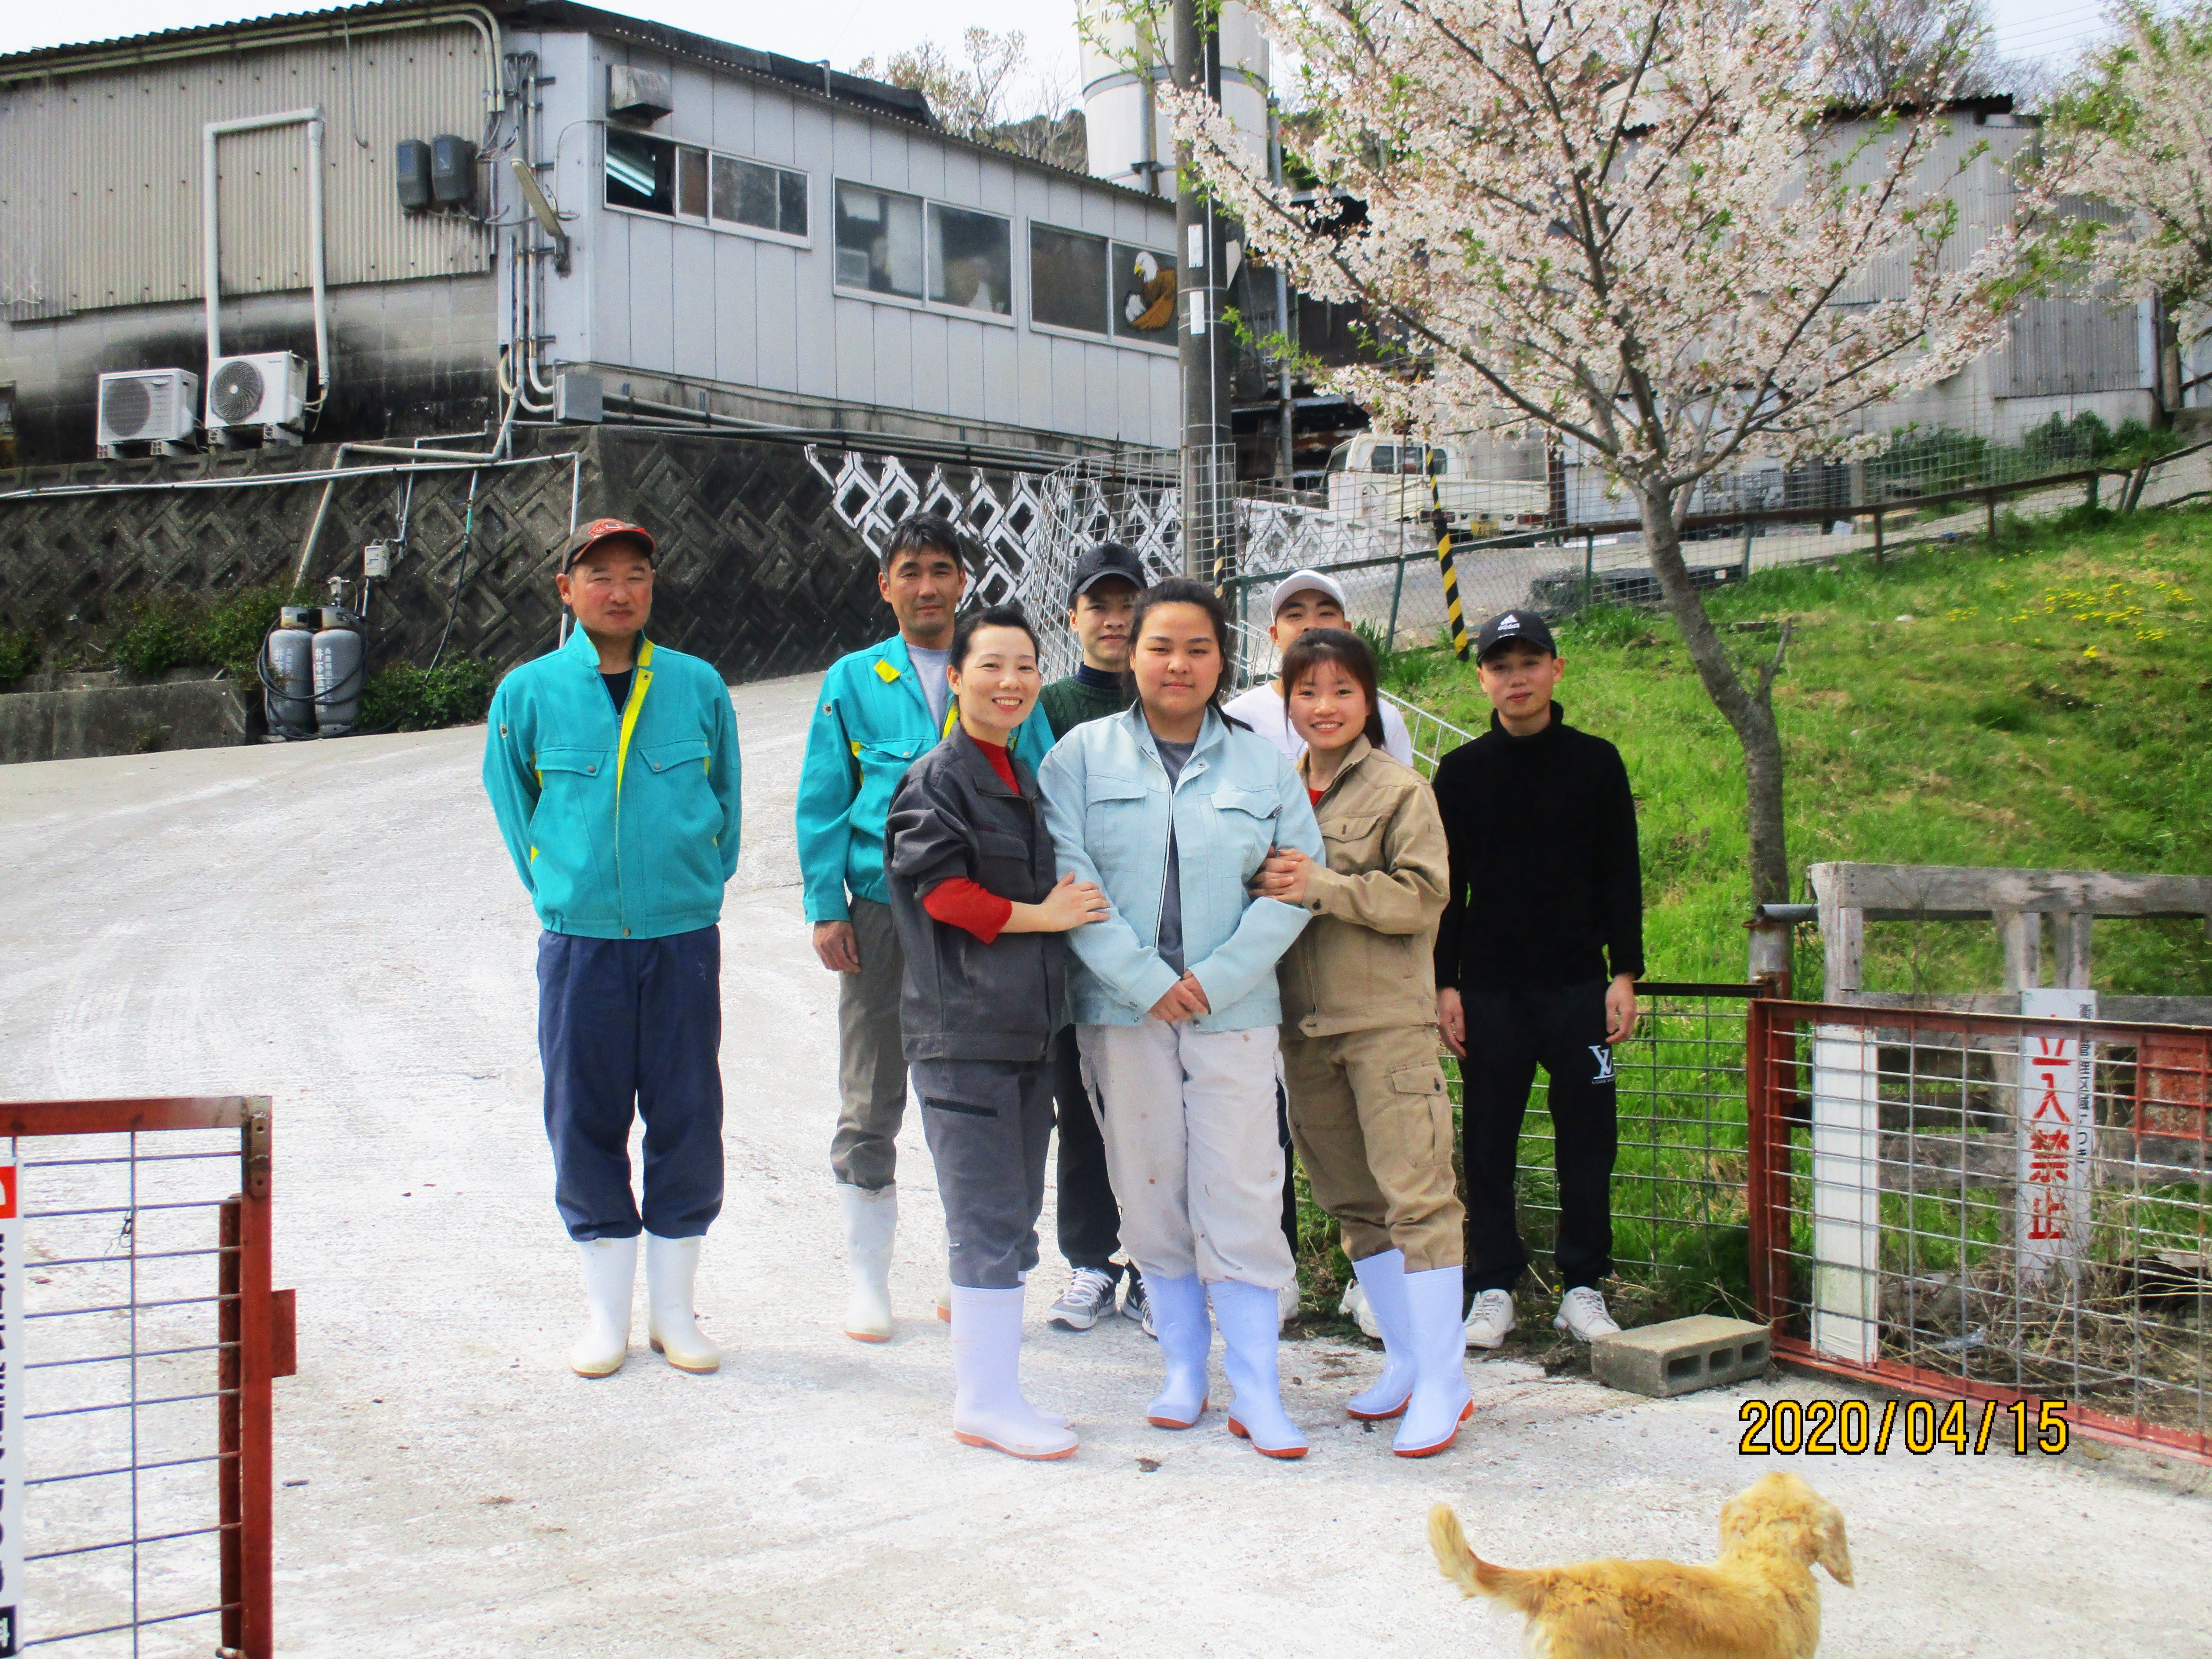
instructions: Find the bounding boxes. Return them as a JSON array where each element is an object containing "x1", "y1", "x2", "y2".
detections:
[{"x1": 0, "y1": 426, "x2": 1048, "y2": 689}]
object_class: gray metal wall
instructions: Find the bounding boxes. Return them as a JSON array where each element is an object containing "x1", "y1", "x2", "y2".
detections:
[
  {"x1": 514, "y1": 28, "x2": 1183, "y2": 447},
  {"x1": 0, "y1": 21, "x2": 495, "y2": 319}
]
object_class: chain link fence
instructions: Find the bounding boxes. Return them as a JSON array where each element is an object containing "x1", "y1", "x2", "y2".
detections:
[{"x1": 1024, "y1": 436, "x2": 2212, "y2": 693}]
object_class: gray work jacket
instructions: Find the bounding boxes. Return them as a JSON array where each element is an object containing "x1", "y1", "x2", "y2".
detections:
[{"x1": 884, "y1": 727, "x2": 1067, "y2": 1063}]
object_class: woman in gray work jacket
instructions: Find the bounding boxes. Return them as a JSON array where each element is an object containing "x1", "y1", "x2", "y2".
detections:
[{"x1": 883, "y1": 604, "x2": 1109, "y2": 1461}]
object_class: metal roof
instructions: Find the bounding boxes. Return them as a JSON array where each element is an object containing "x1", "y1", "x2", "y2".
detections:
[{"x1": 0, "y1": 1, "x2": 936, "y2": 128}]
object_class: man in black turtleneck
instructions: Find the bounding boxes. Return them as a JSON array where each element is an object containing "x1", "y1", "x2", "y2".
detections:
[{"x1": 1431, "y1": 608, "x2": 1644, "y2": 1352}]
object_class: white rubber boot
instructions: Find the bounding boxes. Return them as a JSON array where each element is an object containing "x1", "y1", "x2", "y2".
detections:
[
  {"x1": 1211, "y1": 1279, "x2": 1308, "y2": 1459},
  {"x1": 570, "y1": 1236, "x2": 636, "y2": 1378},
  {"x1": 1393, "y1": 1265, "x2": 1474, "y2": 1458},
  {"x1": 1344, "y1": 1250, "x2": 1417, "y2": 1422},
  {"x1": 841, "y1": 1183, "x2": 897, "y2": 1342},
  {"x1": 644, "y1": 1234, "x2": 721, "y2": 1374},
  {"x1": 949, "y1": 1285, "x2": 1079, "y2": 1460},
  {"x1": 1143, "y1": 1273, "x2": 1212, "y2": 1429}
]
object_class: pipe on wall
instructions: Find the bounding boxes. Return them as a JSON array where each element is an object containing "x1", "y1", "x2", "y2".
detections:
[
  {"x1": 17, "y1": 7, "x2": 506, "y2": 115},
  {"x1": 201, "y1": 108, "x2": 332, "y2": 403}
]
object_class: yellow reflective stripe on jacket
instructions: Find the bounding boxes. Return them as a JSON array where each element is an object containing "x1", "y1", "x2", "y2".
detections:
[{"x1": 615, "y1": 639, "x2": 656, "y2": 792}]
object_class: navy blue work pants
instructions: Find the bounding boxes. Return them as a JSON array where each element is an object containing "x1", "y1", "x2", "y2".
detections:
[{"x1": 536, "y1": 927, "x2": 725, "y2": 1242}]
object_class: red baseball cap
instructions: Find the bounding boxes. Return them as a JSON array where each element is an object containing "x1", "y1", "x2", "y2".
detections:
[{"x1": 560, "y1": 517, "x2": 656, "y2": 571}]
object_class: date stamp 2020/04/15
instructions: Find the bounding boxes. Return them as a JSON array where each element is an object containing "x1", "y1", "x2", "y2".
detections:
[{"x1": 1739, "y1": 1397, "x2": 2071, "y2": 1457}]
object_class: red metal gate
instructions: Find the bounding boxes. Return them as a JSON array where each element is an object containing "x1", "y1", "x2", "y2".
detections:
[
  {"x1": 3, "y1": 1096, "x2": 294, "y2": 1655},
  {"x1": 1747, "y1": 1001, "x2": 2211, "y2": 1465}
]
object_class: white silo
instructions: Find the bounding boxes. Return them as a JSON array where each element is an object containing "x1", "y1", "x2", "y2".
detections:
[{"x1": 1079, "y1": 2, "x2": 1272, "y2": 201}]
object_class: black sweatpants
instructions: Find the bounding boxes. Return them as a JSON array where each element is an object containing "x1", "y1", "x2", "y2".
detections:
[
  {"x1": 1460, "y1": 980, "x2": 1618, "y2": 1294},
  {"x1": 916, "y1": 1057, "x2": 1055, "y2": 1291},
  {"x1": 1052, "y1": 1025, "x2": 1132, "y2": 1284}
]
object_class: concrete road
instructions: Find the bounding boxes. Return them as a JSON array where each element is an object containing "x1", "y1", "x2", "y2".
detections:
[{"x1": 2, "y1": 675, "x2": 2207, "y2": 1657}]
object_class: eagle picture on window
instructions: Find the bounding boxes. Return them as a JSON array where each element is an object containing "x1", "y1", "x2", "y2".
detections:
[{"x1": 1124, "y1": 250, "x2": 1176, "y2": 333}]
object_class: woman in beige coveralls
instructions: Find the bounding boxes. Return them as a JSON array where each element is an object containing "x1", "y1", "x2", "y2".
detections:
[{"x1": 1252, "y1": 627, "x2": 1471, "y2": 1458}]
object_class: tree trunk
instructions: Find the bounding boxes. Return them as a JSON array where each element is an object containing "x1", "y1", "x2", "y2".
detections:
[{"x1": 1637, "y1": 489, "x2": 1792, "y2": 907}]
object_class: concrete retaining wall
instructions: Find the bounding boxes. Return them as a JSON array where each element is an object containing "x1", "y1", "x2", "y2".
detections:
[{"x1": 0, "y1": 678, "x2": 246, "y2": 765}]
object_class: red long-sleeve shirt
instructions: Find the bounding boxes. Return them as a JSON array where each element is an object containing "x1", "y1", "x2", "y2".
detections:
[{"x1": 919, "y1": 737, "x2": 1021, "y2": 942}]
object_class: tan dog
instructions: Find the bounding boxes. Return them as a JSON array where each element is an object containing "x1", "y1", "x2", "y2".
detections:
[{"x1": 1428, "y1": 1471, "x2": 1853, "y2": 1659}]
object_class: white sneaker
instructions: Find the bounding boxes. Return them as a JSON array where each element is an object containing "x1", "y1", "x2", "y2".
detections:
[
  {"x1": 1463, "y1": 1289, "x2": 1515, "y2": 1351},
  {"x1": 1553, "y1": 1286, "x2": 1621, "y2": 1343},
  {"x1": 1278, "y1": 1279, "x2": 1301, "y2": 1326},
  {"x1": 1338, "y1": 1277, "x2": 1382, "y2": 1340}
]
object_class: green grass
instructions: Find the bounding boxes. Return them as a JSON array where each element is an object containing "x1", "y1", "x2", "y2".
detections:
[{"x1": 1387, "y1": 504, "x2": 2212, "y2": 996}]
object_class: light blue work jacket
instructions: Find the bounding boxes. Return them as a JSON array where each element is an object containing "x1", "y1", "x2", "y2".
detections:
[
  {"x1": 482, "y1": 629, "x2": 741, "y2": 939},
  {"x1": 1038, "y1": 703, "x2": 1322, "y2": 1032},
  {"x1": 795, "y1": 632, "x2": 1055, "y2": 923}
]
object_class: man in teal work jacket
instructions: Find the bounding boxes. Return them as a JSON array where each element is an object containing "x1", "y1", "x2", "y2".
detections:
[
  {"x1": 795, "y1": 511, "x2": 1054, "y2": 1342},
  {"x1": 483, "y1": 518, "x2": 741, "y2": 1380}
]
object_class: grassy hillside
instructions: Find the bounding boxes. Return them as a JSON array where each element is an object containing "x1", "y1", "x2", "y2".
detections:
[{"x1": 1384, "y1": 505, "x2": 2212, "y2": 998}]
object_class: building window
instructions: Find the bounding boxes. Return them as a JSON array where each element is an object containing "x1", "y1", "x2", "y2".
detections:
[
  {"x1": 605, "y1": 128, "x2": 674, "y2": 216},
  {"x1": 714, "y1": 154, "x2": 808, "y2": 238},
  {"x1": 929, "y1": 204, "x2": 1012, "y2": 315},
  {"x1": 1032, "y1": 226, "x2": 1175, "y2": 346},
  {"x1": 606, "y1": 131, "x2": 808, "y2": 242},
  {"x1": 836, "y1": 183, "x2": 925, "y2": 299},
  {"x1": 1112, "y1": 243, "x2": 1176, "y2": 342},
  {"x1": 1030, "y1": 224, "x2": 1110, "y2": 335}
]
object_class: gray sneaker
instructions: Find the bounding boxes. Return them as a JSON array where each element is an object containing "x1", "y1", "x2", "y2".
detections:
[
  {"x1": 1122, "y1": 1273, "x2": 1151, "y2": 1337},
  {"x1": 1048, "y1": 1267, "x2": 1117, "y2": 1331}
]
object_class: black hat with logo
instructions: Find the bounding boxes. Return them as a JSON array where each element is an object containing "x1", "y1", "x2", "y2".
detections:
[{"x1": 1475, "y1": 608, "x2": 1557, "y2": 662}]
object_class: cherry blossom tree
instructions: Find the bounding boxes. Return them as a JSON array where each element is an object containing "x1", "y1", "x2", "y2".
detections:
[
  {"x1": 2048, "y1": 2, "x2": 2212, "y2": 421},
  {"x1": 1162, "y1": 0, "x2": 2051, "y2": 906}
]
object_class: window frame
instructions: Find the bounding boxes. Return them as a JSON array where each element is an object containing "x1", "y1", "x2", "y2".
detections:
[
  {"x1": 833, "y1": 180, "x2": 1017, "y2": 326},
  {"x1": 1028, "y1": 221, "x2": 1178, "y2": 356},
  {"x1": 601, "y1": 130, "x2": 812, "y2": 250}
]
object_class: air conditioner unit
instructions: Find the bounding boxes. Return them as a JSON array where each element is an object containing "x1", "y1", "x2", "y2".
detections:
[
  {"x1": 206, "y1": 351, "x2": 308, "y2": 439},
  {"x1": 96, "y1": 369, "x2": 199, "y2": 453}
]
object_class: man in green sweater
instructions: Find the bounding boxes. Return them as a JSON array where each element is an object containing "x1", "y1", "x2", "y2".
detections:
[{"x1": 1037, "y1": 541, "x2": 1149, "y2": 1333}]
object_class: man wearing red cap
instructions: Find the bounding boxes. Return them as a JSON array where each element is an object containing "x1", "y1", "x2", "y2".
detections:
[{"x1": 483, "y1": 519, "x2": 742, "y2": 1380}]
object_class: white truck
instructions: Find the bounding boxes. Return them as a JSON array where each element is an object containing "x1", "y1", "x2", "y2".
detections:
[{"x1": 1323, "y1": 434, "x2": 1551, "y2": 533}]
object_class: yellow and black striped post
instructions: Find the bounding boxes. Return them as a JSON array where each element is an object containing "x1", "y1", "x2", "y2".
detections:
[{"x1": 1432, "y1": 471, "x2": 1471, "y2": 660}]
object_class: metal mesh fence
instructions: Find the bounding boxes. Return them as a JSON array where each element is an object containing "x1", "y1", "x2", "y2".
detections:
[
  {"x1": 1025, "y1": 436, "x2": 2212, "y2": 690},
  {"x1": 1488, "y1": 987, "x2": 1756, "y2": 1318},
  {"x1": 1750, "y1": 1002, "x2": 2211, "y2": 1462},
  {"x1": 1, "y1": 1098, "x2": 285, "y2": 1658}
]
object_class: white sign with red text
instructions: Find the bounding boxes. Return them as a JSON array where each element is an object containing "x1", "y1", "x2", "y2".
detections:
[{"x1": 2019, "y1": 989, "x2": 2096, "y2": 1288}]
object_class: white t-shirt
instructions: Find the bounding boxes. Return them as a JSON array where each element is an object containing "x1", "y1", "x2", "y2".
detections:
[
  {"x1": 1220, "y1": 680, "x2": 1416, "y2": 768},
  {"x1": 908, "y1": 644, "x2": 952, "y2": 732}
]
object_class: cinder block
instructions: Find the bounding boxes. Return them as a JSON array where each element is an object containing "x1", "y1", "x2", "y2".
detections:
[{"x1": 1590, "y1": 1315, "x2": 1773, "y2": 1398}]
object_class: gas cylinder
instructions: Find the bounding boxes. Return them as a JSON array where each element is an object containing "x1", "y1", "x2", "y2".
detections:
[
  {"x1": 312, "y1": 607, "x2": 363, "y2": 736},
  {"x1": 263, "y1": 608, "x2": 317, "y2": 737}
]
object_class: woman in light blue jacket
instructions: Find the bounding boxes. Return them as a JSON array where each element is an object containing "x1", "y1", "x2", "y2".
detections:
[{"x1": 1039, "y1": 579, "x2": 1324, "y2": 1458}]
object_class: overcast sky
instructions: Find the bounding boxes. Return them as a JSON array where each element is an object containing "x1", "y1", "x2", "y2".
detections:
[{"x1": 0, "y1": 0, "x2": 2125, "y2": 90}]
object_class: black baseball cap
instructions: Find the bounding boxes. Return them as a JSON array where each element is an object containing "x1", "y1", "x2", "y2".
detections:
[
  {"x1": 560, "y1": 517, "x2": 656, "y2": 572},
  {"x1": 1475, "y1": 608, "x2": 1556, "y2": 662},
  {"x1": 1068, "y1": 541, "x2": 1146, "y2": 603}
]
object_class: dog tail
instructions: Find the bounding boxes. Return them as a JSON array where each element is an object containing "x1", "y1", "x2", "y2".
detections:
[{"x1": 1427, "y1": 1504, "x2": 1550, "y2": 1614}]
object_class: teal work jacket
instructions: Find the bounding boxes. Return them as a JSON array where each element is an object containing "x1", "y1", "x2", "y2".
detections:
[
  {"x1": 482, "y1": 629, "x2": 742, "y2": 939},
  {"x1": 796, "y1": 633, "x2": 1054, "y2": 923},
  {"x1": 1037, "y1": 704, "x2": 1322, "y2": 1032}
]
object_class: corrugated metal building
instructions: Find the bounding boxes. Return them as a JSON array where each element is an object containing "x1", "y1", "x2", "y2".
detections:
[{"x1": 0, "y1": 1, "x2": 1180, "y2": 465}]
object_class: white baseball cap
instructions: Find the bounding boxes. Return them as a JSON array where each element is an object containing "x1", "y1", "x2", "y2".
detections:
[{"x1": 1270, "y1": 568, "x2": 1348, "y2": 617}]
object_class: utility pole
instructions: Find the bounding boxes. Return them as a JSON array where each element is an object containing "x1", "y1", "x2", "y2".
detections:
[{"x1": 1173, "y1": 0, "x2": 1234, "y2": 581}]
